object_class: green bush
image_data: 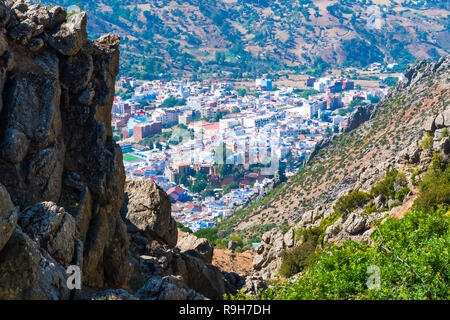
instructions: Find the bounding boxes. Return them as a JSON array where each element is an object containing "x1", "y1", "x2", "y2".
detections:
[
  {"x1": 231, "y1": 206, "x2": 449, "y2": 300},
  {"x1": 420, "y1": 132, "x2": 434, "y2": 150},
  {"x1": 414, "y1": 154, "x2": 450, "y2": 211},
  {"x1": 334, "y1": 190, "x2": 371, "y2": 216},
  {"x1": 279, "y1": 227, "x2": 322, "y2": 278},
  {"x1": 370, "y1": 169, "x2": 399, "y2": 199},
  {"x1": 395, "y1": 186, "x2": 411, "y2": 201}
]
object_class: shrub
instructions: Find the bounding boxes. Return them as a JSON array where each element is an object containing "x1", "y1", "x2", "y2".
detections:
[
  {"x1": 364, "y1": 203, "x2": 377, "y2": 214},
  {"x1": 370, "y1": 169, "x2": 399, "y2": 199},
  {"x1": 334, "y1": 190, "x2": 371, "y2": 216},
  {"x1": 395, "y1": 186, "x2": 410, "y2": 201},
  {"x1": 420, "y1": 132, "x2": 434, "y2": 150},
  {"x1": 235, "y1": 206, "x2": 449, "y2": 300},
  {"x1": 279, "y1": 227, "x2": 322, "y2": 278},
  {"x1": 414, "y1": 154, "x2": 450, "y2": 211}
]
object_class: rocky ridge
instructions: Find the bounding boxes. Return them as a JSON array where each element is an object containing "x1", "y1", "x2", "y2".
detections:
[{"x1": 0, "y1": 0, "x2": 251, "y2": 300}]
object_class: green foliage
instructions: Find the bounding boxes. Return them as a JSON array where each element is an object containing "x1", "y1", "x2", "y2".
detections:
[
  {"x1": 420, "y1": 132, "x2": 434, "y2": 150},
  {"x1": 232, "y1": 207, "x2": 450, "y2": 300},
  {"x1": 279, "y1": 227, "x2": 322, "y2": 278},
  {"x1": 194, "y1": 227, "x2": 218, "y2": 244},
  {"x1": 414, "y1": 154, "x2": 450, "y2": 212},
  {"x1": 176, "y1": 221, "x2": 193, "y2": 233},
  {"x1": 230, "y1": 235, "x2": 243, "y2": 247},
  {"x1": 333, "y1": 190, "x2": 371, "y2": 216},
  {"x1": 159, "y1": 96, "x2": 186, "y2": 108},
  {"x1": 370, "y1": 169, "x2": 404, "y2": 200},
  {"x1": 364, "y1": 203, "x2": 377, "y2": 214}
]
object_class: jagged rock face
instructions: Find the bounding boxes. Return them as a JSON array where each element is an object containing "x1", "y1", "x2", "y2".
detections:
[
  {"x1": 18, "y1": 202, "x2": 76, "y2": 268},
  {"x1": 252, "y1": 228, "x2": 295, "y2": 280},
  {"x1": 121, "y1": 180, "x2": 178, "y2": 247},
  {"x1": 0, "y1": 0, "x2": 131, "y2": 295},
  {"x1": 136, "y1": 275, "x2": 204, "y2": 300},
  {"x1": 0, "y1": 228, "x2": 70, "y2": 300},
  {"x1": 0, "y1": 183, "x2": 18, "y2": 251}
]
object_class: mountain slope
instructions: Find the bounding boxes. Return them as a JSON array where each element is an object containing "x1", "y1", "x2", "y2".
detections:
[
  {"x1": 214, "y1": 56, "x2": 449, "y2": 245},
  {"x1": 225, "y1": 57, "x2": 450, "y2": 300},
  {"x1": 44, "y1": 0, "x2": 450, "y2": 79}
]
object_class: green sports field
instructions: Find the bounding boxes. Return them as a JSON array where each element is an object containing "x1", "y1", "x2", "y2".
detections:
[{"x1": 123, "y1": 154, "x2": 141, "y2": 162}]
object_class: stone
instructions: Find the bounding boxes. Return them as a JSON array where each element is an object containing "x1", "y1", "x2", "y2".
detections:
[
  {"x1": 121, "y1": 180, "x2": 178, "y2": 247},
  {"x1": 0, "y1": 228, "x2": 70, "y2": 300},
  {"x1": 0, "y1": 183, "x2": 18, "y2": 252},
  {"x1": 135, "y1": 276, "x2": 204, "y2": 300},
  {"x1": 435, "y1": 113, "x2": 445, "y2": 129},
  {"x1": 47, "y1": 12, "x2": 87, "y2": 56},
  {"x1": 423, "y1": 115, "x2": 436, "y2": 132},
  {"x1": 18, "y1": 202, "x2": 77, "y2": 267},
  {"x1": 242, "y1": 276, "x2": 267, "y2": 295},
  {"x1": 283, "y1": 228, "x2": 294, "y2": 248},
  {"x1": 443, "y1": 109, "x2": 450, "y2": 127},
  {"x1": 47, "y1": 6, "x2": 66, "y2": 30},
  {"x1": 343, "y1": 212, "x2": 367, "y2": 235},
  {"x1": 252, "y1": 254, "x2": 265, "y2": 270},
  {"x1": 177, "y1": 232, "x2": 214, "y2": 264},
  {"x1": 228, "y1": 240, "x2": 239, "y2": 252}
]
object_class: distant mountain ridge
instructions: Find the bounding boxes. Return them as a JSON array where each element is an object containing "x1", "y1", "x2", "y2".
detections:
[{"x1": 44, "y1": 0, "x2": 449, "y2": 79}]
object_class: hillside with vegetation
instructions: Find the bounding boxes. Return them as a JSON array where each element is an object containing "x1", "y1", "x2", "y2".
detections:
[
  {"x1": 206, "y1": 57, "x2": 448, "y2": 245},
  {"x1": 222, "y1": 56, "x2": 450, "y2": 300},
  {"x1": 44, "y1": 0, "x2": 449, "y2": 79}
]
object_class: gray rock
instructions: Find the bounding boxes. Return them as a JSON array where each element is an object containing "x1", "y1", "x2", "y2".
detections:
[
  {"x1": 47, "y1": 12, "x2": 87, "y2": 56},
  {"x1": 135, "y1": 276, "x2": 204, "y2": 300},
  {"x1": 435, "y1": 113, "x2": 445, "y2": 129},
  {"x1": 177, "y1": 232, "x2": 214, "y2": 264},
  {"x1": 0, "y1": 228, "x2": 70, "y2": 300},
  {"x1": 18, "y1": 202, "x2": 76, "y2": 267},
  {"x1": 242, "y1": 276, "x2": 267, "y2": 295},
  {"x1": 283, "y1": 228, "x2": 294, "y2": 248},
  {"x1": 343, "y1": 212, "x2": 367, "y2": 235},
  {"x1": 0, "y1": 183, "x2": 18, "y2": 252},
  {"x1": 252, "y1": 254, "x2": 265, "y2": 270},
  {"x1": 228, "y1": 240, "x2": 239, "y2": 252},
  {"x1": 121, "y1": 180, "x2": 178, "y2": 247},
  {"x1": 423, "y1": 115, "x2": 436, "y2": 132},
  {"x1": 443, "y1": 109, "x2": 450, "y2": 127}
]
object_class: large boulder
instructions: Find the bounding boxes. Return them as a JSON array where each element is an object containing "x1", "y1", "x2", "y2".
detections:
[
  {"x1": 0, "y1": 183, "x2": 18, "y2": 252},
  {"x1": 0, "y1": 228, "x2": 70, "y2": 300},
  {"x1": 18, "y1": 202, "x2": 77, "y2": 267},
  {"x1": 136, "y1": 275, "x2": 204, "y2": 300},
  {"x1": 121, "y1": 180, "x2": 178, "y2": 247},
  {"x1": 47, "y1": 12, "x2": 87, "y2": 56},
  {"x1": 177, "y1": 231, "x2": 214, "y2": 264}
]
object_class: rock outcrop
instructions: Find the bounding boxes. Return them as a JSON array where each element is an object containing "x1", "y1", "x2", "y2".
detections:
[
  {"x1": 121, "y1": 180, "x2": 177, "y2": 247},
  {"x1": 0, "y1": 0, "x2": 131, "y2": 297},
  {"x1": 0, "y1": 1, "x2": 247, "y2": 300},
  {"x1": 121, "y1": 179, "x2": 242, "y2": 300},
  {"x1": 177, "y1": 231, "x2": 214, "y2": 264}
]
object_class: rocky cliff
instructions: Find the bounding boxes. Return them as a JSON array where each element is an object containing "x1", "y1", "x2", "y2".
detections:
[
  {"x1": 0, "y1": 0, "x2": 250, "y2": 300},
  {"x1": 0, "y1": 0, "x2": 134, "y2": 298}
]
